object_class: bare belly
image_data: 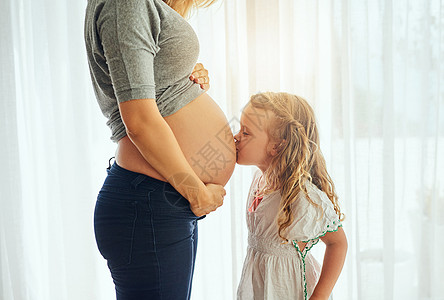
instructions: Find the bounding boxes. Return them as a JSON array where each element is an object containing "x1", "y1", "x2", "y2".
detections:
[{"x1": 115, "y1": 93, "x2": 236, "y2": 186}]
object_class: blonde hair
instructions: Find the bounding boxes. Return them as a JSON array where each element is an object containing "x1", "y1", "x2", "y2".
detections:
[
  {"x1": 249, "y1": 92, "x2": 343, "y2": 242},
  {"x1": 163, "y1": 0, "x2": 217, "y2": 18}
]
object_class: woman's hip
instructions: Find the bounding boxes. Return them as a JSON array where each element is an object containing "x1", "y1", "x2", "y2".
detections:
[
  {"x1": 93, "y1": 163, "x2": 201, "y2": 298},
  {"x1": 94, "y1": 162, "x2": 201, "y2": 267}
]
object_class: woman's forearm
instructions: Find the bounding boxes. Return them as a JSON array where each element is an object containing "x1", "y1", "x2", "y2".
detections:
[
  {"x1": 128, "y1": 117, "x2": 206, "y2": 198},
  {"x1": 119, "y1": 99, "x2": 208, "y2": 204}
]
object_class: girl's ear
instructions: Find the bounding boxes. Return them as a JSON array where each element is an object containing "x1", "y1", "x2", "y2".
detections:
[{"x1": 268, "y1": 139, "x2": 286, "y2": 156}]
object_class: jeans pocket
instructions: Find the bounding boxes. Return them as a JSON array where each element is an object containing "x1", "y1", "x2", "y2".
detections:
[
  {"x1": 163, "y1": 191, "x2": 191, "y2": 210},
  {"x1": 94, "y1": 195, "x2": 137, "y2": 270}
]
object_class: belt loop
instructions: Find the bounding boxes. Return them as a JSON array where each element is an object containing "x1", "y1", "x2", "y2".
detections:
[
  {"x1": 107, "y1": 156, "x2": 116, "y2": 170},
  {"x1": 131, "y1": 174, "x2": 146, "y2": 189}
]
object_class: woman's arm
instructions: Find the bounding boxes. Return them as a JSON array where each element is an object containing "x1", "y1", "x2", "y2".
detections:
[
  {"x1": 119, "y1": 98, "x2": 225, "y2": 216},
  {"x1": 310, "y1": 227, "x2": 348, "y2": 300}
]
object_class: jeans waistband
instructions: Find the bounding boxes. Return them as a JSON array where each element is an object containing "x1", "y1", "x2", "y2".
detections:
[
  {"x1": 106, "y1": 161, "x2": 206, "y2": 220},
  {"x1": 107, "y1": 162, "x2": 177, "y2": 192}
]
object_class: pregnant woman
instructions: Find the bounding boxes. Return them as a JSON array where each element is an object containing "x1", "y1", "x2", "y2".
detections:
[{"x1": 84, "y1": 0, "x2": 236, "y2": 299}]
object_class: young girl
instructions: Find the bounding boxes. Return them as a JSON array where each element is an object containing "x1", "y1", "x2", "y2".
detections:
[{"x1": 235, "y1": 92, "x2": 347, "y2": 300}]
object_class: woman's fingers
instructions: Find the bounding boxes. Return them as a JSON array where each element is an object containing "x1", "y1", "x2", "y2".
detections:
[
  {"x1": 190, "y1": 63, "x2": 210, "y2": 91},
  {"x1": 190, "y1": 70, "x2": 209, "y2": 81},
  {"x1": 199, "y1": 83, "x2": 210, "y2": 91},
  {"x1": 196, "y1": 69, "x2": 209, "y2": 77}
]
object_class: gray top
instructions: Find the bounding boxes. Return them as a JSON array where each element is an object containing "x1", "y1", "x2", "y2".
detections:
[{"x1": 84, "y1": 0, "x2": 205, "y2": 142}]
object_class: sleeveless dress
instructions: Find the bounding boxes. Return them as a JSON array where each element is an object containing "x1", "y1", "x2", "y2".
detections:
[{"x1": 237, "y1": 170, "x2": 342, "y2": 300}]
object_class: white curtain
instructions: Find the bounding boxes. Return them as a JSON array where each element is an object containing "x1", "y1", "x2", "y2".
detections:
[{"x1": 1, "y1": 0, "x2": 442, "y2": 300}]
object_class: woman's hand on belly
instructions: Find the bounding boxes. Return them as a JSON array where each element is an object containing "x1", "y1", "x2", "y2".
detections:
[
  {"x1": 190, "y1": 63, "x2": 210, "y2": 91},
  {"x1": 191, "y1": 183, "x2": 226, "y2": 216}
]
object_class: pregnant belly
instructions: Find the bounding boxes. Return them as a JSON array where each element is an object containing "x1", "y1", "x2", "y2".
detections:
[{"x1": 115, "y1": 93, "x2": 236, "y2": 186}]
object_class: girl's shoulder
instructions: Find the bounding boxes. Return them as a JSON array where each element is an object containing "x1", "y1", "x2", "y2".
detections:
[
  {"x1": 288, "y1": 181, "x2": 342, "y2": 242},
  {"x1": 248, "y1": 169, "x2": 262, "y2": 189},
  {"x1": 293, "y1": 181, "x2": 331, "y2": 207},
  {"x1": 253, "y1": 169, "x2": 262, "y2": 180},
  {"x1": 246, "y1": 169, "x2": 264, "y2": 199}
]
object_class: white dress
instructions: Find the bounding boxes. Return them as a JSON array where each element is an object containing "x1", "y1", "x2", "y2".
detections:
[{"x1": 237, "y1": 170, "x2": 341, "y2": 300}]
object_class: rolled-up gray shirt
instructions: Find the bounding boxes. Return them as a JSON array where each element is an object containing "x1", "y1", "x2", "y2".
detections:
[{"x1": 84, "y1": 0, "x2": 205, "y2": 142}]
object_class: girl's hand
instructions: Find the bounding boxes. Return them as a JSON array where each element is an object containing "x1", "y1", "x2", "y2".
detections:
[{"x1": 190, "y1": 63, "x2": 210, "y2": 91}]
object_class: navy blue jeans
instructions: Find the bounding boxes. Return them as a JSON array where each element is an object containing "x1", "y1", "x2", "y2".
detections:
[{"x1": 94, "y1": 163, "x2": 203, "y2": 299}]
